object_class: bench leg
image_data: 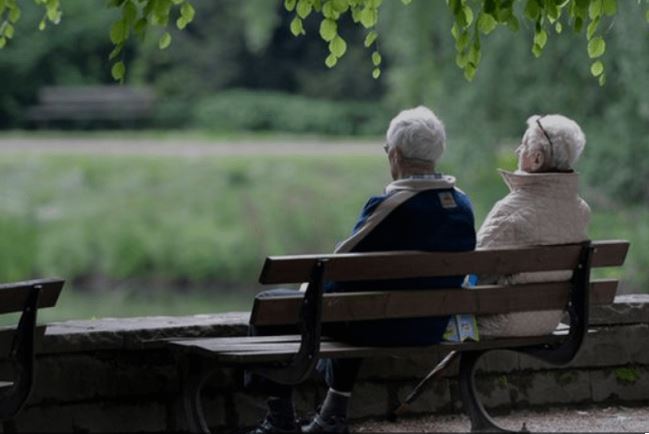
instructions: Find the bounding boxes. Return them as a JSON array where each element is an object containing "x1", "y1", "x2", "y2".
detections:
[
  {"x1": 458, "y1": 351, "x2": 524, "y2": 433},
  {"x1": 179, "y1": 355, "x2": 213, "y2": 434}
]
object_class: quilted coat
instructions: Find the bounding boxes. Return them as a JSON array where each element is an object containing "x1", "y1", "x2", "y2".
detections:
[{"x1": 476, "y1": 170, "x2": 591, "y2": 337}]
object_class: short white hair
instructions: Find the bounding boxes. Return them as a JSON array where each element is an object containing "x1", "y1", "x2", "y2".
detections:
[
  {"x1": 524, "y1": 114, "x2": 586, "y2": 171},
  {"x1": 386, "y1": 106, "x2": 446, "y2": 163}
]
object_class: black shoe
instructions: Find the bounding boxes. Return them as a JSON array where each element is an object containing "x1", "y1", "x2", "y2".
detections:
[
  {"x1": 301, "y1": 412, "x2": 348, "y2": 433},
  {"x1": 249, "y1": 414, "x2": 301, "y2": 434}
]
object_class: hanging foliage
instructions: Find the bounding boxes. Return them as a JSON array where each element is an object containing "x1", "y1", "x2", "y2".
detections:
[{"x1": 0, "y1": 0, "x2": 648, "y2": 84}]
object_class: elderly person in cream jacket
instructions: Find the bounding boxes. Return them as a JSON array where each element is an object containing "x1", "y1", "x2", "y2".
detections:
[{"x1": 477, "y1": 114, "x2": 590, "y2": 337}]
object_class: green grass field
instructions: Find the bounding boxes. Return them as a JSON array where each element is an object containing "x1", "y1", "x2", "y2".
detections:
[{"x1": 0, "y1": 139, "x2": 644, "y2": 322}]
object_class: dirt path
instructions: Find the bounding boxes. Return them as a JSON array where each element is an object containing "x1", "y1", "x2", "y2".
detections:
[{"x1": 0, "y1": 136, "x2": 380, "y2": 156}]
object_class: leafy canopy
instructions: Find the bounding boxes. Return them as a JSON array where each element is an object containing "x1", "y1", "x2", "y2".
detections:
[{"x1": 1, "y1": 0, "x2": 648, "y2": 84}]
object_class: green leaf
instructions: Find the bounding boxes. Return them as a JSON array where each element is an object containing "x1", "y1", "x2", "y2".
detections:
[
  {"x1": 325, "y1": 53, "x2": 337, "y2": 68},
  {"x1": 587, "y1": 17, "x2": 599, "y2": 39},
  {"x1": 533, "y1": 29, "x2": 548, "y2": 49},
  {"x1": 109, "y1": 43, "x2": 123, "y2": 60},
  {"x1": 464, "y1": 62, "x2": 477, "y2": 81},
  {"x1": 329, "y1": 35, "x2": 347, "y2": 57},
  {"x1": 110, "y1": 19, "x2": 127, "y2": 44},
  {"x1": 322, "y1": 1, "x2": 338, "y2": 19},
  {"x1": 372, "y1": 67, "x2": 381, "y2": 78},
  {"x1": 332, "y1": 0, "x2": 348, "y2": 12},
  {"x1": 38, "y1": 18, "x2": 46, "y2": 31},
  {"x1": 296, "y1": 0, "x2": 312, "y2": 19},
  {"x1": 468, "y1": 43, "x2": 481, "y2": 65},
  {"x1": 3, "y1": 23, "x2": 13, "y2": 38},
  {"x1": 158, "y1": 31, "x2": 172, "y2": 49},
  {"x1": 555, "y1": 21, "x2": 562, "y2": 33},
  {"x1": 587, "y1": 36, "x2": 606, "y2": 58},
  {"x1": 176, "y1": 16, "x2": 187, "y2": 30},
  {"x1": 646, "y1": 9, "x2": 649, "y2": 23},
  {"x1": 401, "y1": 0, "x2": 412, "y2": 4},
  {"x1": 371, "y1": 50, "x2": 381, "y2": 66},
  {"x1": 507, "y1": 15, "x2": 520, "y2": 32},
  {"x1": 603, "y1": 0, "x2": 617, "y2": 16},
  {"x1": 111, "y1": 61, "x2": 125, "y2": 81},
  {"x1": 590, "y1": 60, "x2": 604, "y2": 76},
  {"x1": 8, "y1": 6, "x2": 20, "y2": 23},
  {"x1": 463, "y1": 5, "x2": 474, "y2": 27},
  {"x1": 180, "y1": 2, "x2": 195, "y2": 22},
  {"x1": 290, "y1": 16, "x2": 305, "y2": 36},
  {"x1": 364, "y1": 30, "x2": 377, "y2": 47},
  {"x1": 456, "y1": 52, "x2": 468, "y2": 68},
  {"x1": 0, "y1": 37, "x2": 5, "y2": 48},
  {"x1": 284, "y1": 0, "x2": 297, "y2": 12},
  {"x1": 598, "y1": 73, "x2": 606, "y2": 86},
  {"x1": 524, "y1": 0, "x2": 540, "y2": 21},
  {"x1": 319, "y1": 18, "x2": 337, "y2": 41},
  {"x1": 359, "y1": 6, "x2": 377, "y2": 28},
  {"x1": 477, "y1": 13, "x2": 497, "y2": 34},
  {"x1": 134, "y1": 17, "x2": 147, "y2": 36},
  {"x1": 123, "y1": 0, "x2": 137, "y2": 25},
  {"x1": 588, "y1": 0, "x2": 602, "y2": 19}
]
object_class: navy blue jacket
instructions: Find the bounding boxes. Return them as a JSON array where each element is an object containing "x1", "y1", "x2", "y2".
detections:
[{"x1": 324, "y1": 186, "x2": 476, "y2": 346}]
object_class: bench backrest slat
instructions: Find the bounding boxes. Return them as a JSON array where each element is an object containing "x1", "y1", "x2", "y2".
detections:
[
  {"x1": 251, "y1": 278, "x2": 618, "y2": 326},
  {"x1": 259, "y1": 240, "x2": 628, "y2": 284},
  {"x1": 0, "y1": 278, "x2": 64, "y2": 315}
]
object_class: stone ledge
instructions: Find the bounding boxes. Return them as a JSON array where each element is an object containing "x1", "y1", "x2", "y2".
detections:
[
  {"x1": 590, "y1": 294, "x2": 649, "y2": 325},
  {"x1": 40, "y1": 312, "x2": 249, "y2": 354},
  {"x1": 37, "y1": 296, "x2": 649, "y2": 356}
]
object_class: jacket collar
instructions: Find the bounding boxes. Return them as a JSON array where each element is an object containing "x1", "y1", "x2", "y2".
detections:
[
  {"x1": 385, "y1": 174, "x2": 456, "y2": 194},
  {"x1": 499, "y1": 169, "x2": 580, "y2": 198}
]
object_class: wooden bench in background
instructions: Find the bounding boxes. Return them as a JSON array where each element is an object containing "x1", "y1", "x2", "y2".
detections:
[
  {"x1": 0, "y1": 278, "x2": 64, "y2": 432},
  {"x1": 26, "y1": 86, "x2": 155, "y2": 127},
  {"x1": 167, "y1": 240, "x2": 629, "y2": 433}
]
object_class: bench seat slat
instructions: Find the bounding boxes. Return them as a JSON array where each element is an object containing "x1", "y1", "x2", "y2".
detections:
[
  {"x1": 259, "y1": 241, "x2": 629, "y2": 284},
  {"x1": 167, "y1": 335, "x2": 564, "y2": 364},
  {"x1": 251, "y1": 279, "x2": 617, "y2": 326},
  {"x1": 0, "y1": 278, "x2": 64, "y2": 315}
]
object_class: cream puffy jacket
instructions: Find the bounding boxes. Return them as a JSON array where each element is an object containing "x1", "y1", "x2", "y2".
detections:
[{"x1": 476, "y1": 170, "x2": 591, "y2": 337}]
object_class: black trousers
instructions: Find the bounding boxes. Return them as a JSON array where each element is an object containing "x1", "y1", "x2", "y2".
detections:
[{"x1": 244, "y1": 289, "x2": 362, "y2": 398}]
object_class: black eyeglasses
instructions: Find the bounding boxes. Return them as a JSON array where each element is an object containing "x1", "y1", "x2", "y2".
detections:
[
  {"x1": 383, "y1": 144, "x2": 390, "y2": 154},
  {"x1": 536, "y1": 117, "x2": 554, "y2": 164}
]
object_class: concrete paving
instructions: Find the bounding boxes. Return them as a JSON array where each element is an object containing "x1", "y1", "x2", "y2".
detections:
[{"x1": 353, "y1": 405, "x2": 649, "y2": 432}]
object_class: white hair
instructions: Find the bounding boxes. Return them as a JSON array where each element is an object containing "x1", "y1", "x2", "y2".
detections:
[
  {"x1": 386, "y1": 106, "x2": 446, "y2": 163},
  {"x1": 524, "y1": 114, "x2": 586, "y2": 171}
]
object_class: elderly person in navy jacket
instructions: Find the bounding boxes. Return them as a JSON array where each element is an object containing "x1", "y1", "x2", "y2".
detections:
[{"x1": 249, "y1": 106, "x2": 476, "y2": 434}]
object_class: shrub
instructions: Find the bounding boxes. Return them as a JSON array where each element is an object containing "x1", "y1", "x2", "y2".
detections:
[{"x1": 192, "y1": 89, "x2": 388, "y2": 136}]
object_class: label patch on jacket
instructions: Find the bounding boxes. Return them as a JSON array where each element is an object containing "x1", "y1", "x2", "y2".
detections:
[{"x1": 438, "y1": 192, "x2": 457, "y2": 208}]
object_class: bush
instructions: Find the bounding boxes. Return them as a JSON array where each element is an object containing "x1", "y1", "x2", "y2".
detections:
[{"x1": 193, "y1": 90, "x2": 389, "y2": 136}]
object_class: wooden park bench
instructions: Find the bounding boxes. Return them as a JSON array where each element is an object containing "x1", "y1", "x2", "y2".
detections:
[
  {"x1": 26, "y1": 86, "x2": 155, "y2": 127},
  {"x1": 0, "y1": 278, "x2": 64, "y2": 431},
  {"x1": 167, "y1": 240, "x2": 629, "y2": 433}
]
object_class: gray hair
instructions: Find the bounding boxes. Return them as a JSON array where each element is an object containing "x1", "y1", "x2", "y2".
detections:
[
  {"x1": 386, "y1": 106, "x2": 446, "y2": 163},
  {"x1": 524, "y1": 114, "x2": 586, "y2": 171}
]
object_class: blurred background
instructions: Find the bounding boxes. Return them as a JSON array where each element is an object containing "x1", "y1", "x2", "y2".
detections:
[{"x1": 0, "y1": 0, "x2": 647, "y2": 322}]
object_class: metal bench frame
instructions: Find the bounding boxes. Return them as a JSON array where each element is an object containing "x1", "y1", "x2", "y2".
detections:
[{"x1": 0, "y1": 278, "x2": 64, "y2": 431}]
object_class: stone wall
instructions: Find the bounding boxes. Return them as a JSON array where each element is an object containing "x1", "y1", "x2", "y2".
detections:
[{"x1": 8, "y1": 295, "x2": 649, "y2": 432}]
